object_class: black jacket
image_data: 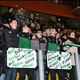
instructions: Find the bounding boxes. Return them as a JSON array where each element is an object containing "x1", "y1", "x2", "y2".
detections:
[
  {"x1": 0, "y1": 27, "x2": 19, "y2": 53},
  {"x1": 68, "y1": 37, "x2": 78, "y2": 44},
  {"x1": 46, "y1": 36, "x2": 56, "y2": 43},
  {"x1": 4, "y1": 27, "x2": 19, "y2": 50},
  {"x1": 0, "y1": 29, "x2": 5, "y2": 51}
]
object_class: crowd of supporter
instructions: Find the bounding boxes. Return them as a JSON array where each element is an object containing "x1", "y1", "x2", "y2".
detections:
[
  {"x1": 0, "y1": 10, "x2": 80, "y2": 80},
  {"x1": 23, "y1": 14, "x2": 80, "y2": 53}
]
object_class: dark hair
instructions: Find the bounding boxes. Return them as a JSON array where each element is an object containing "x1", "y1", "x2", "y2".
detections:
[
  {"x1": 35, "y1": 29, "x2": 43, "y2": 33},
  {"x1": 1, "y1": 12, "x2": 16, "y2": 24},
  {"x1": 49, "y1": 25, "x2": 58, "y2": 32},
  {"x1": 68, "y1": 31, "x2": 76, "y2": 36}
]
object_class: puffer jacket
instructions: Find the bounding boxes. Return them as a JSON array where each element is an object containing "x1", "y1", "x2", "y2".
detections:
[
  {"x1": 4, "y1": 27, "x2": 19, "y2": 50},
  {"x1": 0, "y1": 29, "x2": 5, "y2": 51}
]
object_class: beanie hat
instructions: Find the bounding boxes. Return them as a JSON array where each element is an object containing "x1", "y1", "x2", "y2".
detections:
[{"x1": 1, "y1": 12, "x2": 16, "y2": 24}]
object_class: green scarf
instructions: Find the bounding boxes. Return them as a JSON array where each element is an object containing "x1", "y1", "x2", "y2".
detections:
[
  {"x1": 47, "y1": 42, "x2": 59, "y2": 51},
  {"x1": 19, "y1": 36, "x2": 30, "y2": 48}
]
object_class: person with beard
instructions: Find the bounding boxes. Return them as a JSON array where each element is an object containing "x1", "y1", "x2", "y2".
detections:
[{"x1": 63, "y1": 31, "x2": 78, "y2": 80}]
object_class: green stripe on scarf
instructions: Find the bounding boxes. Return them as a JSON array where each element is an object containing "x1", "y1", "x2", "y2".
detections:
[{"x1": 63, "y1": 43, "x2": 80, "y2": 47}]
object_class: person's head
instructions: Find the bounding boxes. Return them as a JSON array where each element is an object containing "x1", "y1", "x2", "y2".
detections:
[
  {"x1": 49, "y1": 26, "x2": 57, "y2": 37},
  {"x1": 69, "y1": 31, "x2": 76, "y2": 39},
  {"x1": 62, "y1": 34, "x2": 68, "y2": 40},
  {"x1": 9, "y1": 20, "x2": 17, "y2": 30},
  {"x1": 32, "y1": 34, "x2": 37, "y2": 40},
  {"x1": 43, "y1": 31, "x2": 47, "y2": 37},
  {"x1": 1, "y1": 12, "x2": 17, "y2": 30},
  {"x1": 61, "y1": 34, "x2": 68, "y2": 42},
  {"x1": 63, "y1": 29, "x2": 68, "y2": 34},
  {"x1": 22, "y1": 24, "x2": 31, "y2": 33},
  {"x1": 56, "y1": 32, "x2": 61, "y2": 39},
  {"x1": 36, "y1": 29, "x2": 43, "y2": 38}
]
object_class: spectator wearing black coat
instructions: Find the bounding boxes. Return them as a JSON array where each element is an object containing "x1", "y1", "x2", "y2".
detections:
[{"x1": 1, "y1": 12, "x2": 19, "y2": 80}]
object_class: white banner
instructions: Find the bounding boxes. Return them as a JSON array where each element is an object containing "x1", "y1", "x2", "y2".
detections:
[
  {"x1": 7, "y1": 48, "x2": 37, "y2": 68},
  {"x1": 47, "y1": 51, "x2": 72, "y2": 70}
]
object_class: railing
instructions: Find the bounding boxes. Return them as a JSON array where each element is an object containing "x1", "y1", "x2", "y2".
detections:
[{"x1": 0, "y1": 40, "x2": 80, "y2": 80}]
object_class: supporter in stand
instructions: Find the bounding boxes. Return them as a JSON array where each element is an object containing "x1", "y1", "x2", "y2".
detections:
[
  {"x1": 1, "y1": 12, "x2": 19, "y2": 80},
  {"x1": 18, "y1": 24, "x2": 35, "y2": 80},
  {"x1": 35, "y1": 29, "x2": 47, "y2": 43},
  {"x1": 0, "y1": 10, "x2": 80, "y2": 80},
  {"x1": 46, "y1": 26, "x2": 57, "y2": 44},
  {"x1": 46, "y1": 26, "x2": 58, "y2": 80},
  {"x1": 63, "y1": 31, "x2": 78, "y2": 80}
]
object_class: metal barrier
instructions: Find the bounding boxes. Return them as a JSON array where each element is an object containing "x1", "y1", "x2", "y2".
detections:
[
  {"x1": 75, "y1": 52, "x2": 80, "y2": 80},
  {"x1": 0, "y1": 39, "x2": 80, "y2": 80},
  {"x1": 38, "y1": 50, "x2": 45, "y2": 80}
]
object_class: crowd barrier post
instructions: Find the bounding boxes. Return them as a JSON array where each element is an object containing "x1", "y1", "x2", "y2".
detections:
[
  {"x1": 38, "y1": 50, "x2": 45, "y2": 80},
  {"x1": 63, "y1": 43, "x2": 80, "y2": 80},
  {"x1": 75, "y1": 52, "x2": 80, "y2": 80}
]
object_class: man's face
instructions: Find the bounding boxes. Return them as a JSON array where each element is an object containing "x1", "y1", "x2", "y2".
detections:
[
  {"x1": 36, "y1": 31, "x2": 43, "y2": 38},
  {"x1": 50, "y1": 28, "x2": 57, "y2": 37},
  {"x1": 10, "y1": 20, "x2": 17, "y2": 30}
]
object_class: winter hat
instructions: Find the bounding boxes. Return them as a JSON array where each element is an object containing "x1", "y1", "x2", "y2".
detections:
[{"x1": 1, "y1": 12, "x2": 16, "y2": 24}]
